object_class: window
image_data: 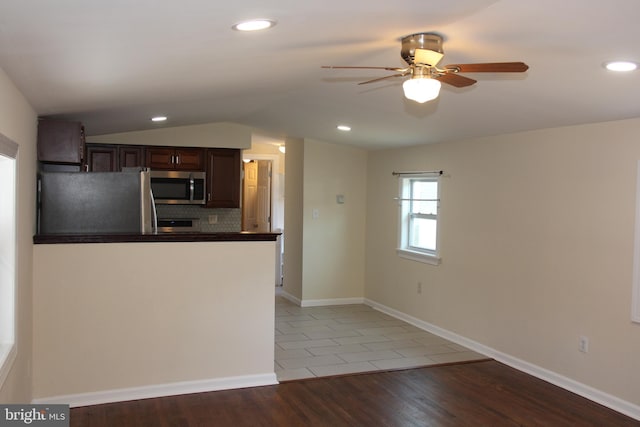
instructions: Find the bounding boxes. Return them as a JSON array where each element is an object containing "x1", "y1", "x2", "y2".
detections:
[
  {"x1": 397, "y1": 175, "x2": 441, "y2": 265},
  {"x1": 0, "y1": 134, "x2": 17, "y2": 387}
]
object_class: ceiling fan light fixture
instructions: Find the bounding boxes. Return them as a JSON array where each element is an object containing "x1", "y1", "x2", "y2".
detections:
[{"x1": 403, "y1": 77, "x2": 441, "y2": 103}]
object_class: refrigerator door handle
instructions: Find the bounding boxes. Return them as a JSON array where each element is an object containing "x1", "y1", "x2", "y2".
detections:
[{"x1": 150, "y1": 188, "x2": 158, "y2": 234}]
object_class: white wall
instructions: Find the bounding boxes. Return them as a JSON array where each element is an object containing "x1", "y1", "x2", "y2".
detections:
[
  {"x1": 365, "y1": 117, "x2": 640, "y2": 408},
  {"x1": 302, "y1": 139, "x2": 367, "y2": 302},
  {"x1": 282, "y1": 137, "x2": 304, "y2": 299},
  {"x1": 32, "y1": 241, "x2": 276, "y2": 404},
  {"x1": 0, "y1": 67, "x2": 37, "y2": 403},
  {"x1": 88, "y1": 122, "x2": 252, "y2": 149}
]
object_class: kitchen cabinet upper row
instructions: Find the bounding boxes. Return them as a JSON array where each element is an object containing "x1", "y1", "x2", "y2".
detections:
[
  {"x1": 85, "y1": 143, "x2": 241, "y2": 208},
  {"x1": 86, "y1": 145, "x2": 205, "y2": 172}
]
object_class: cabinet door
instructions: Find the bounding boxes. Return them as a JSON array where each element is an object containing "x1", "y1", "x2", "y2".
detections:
[
  {"x1": 146, "y1": 147, "x2": 175, "y2": 170},
  {"x1": 86, "y1": 144, "x2": 117, "y2": 171},
  {"x1": 119, "y1": 145, "x2": 145, "y2": 170},
  {"x1": 205, "y1": 149, "x2": 240, "y2": 208},
  {"x1": 175, "y1": 148, "x2": 205, "y2": 171},
  {"x1": 146, "y1": 147, "x2": 204, "y2": 170},
  {"x1": 37, "y1": 119, "x2": 85, "y2": 164}
]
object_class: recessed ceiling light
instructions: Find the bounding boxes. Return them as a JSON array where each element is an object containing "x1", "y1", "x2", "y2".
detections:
[
  {"x1": 151, "y1": 116, "x2": 167, "y2": 122},
  {"x1": 337, "y1": 125, "x2": 351, "y2": 132},
  {"x1": 604, "y1": 61, "x2": 638, "y2": 72},
  {"x1": 232, "y1": 19, "x2": 276, "y2": 32}
]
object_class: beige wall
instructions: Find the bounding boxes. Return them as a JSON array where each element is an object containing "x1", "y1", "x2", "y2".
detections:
[
  {"x1": 365, "y1": 117, "x2": 640, "y2": 406},
  {"x1": 282, "y1": 137, "x2": 304, "y2": 299},
  {"x1": 302, "y1": 139, "x2": 367, "y2": 301},
  {"x1": 87, "y1": 122, "x2": 252, "y2": 149},
  {"x1": 32, "y1": 241, "x2": 276, "y2": 401},
  {"x1": 0, "y1": 67, "x2": 37, "y2": 403}
]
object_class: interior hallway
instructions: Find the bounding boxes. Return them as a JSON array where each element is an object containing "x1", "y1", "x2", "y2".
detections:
[{"x1": 275, "y1": 294, "x2": 487, "y2": 381}]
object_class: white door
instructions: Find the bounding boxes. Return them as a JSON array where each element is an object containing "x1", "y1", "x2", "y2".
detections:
[{"x1": 242, "y1": 160, "x2": 272, "y2": 232}]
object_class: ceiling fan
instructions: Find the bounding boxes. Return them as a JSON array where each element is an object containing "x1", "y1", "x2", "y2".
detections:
[{"x1": 322, "y1": 33, "x2": 529, "y2": 103}]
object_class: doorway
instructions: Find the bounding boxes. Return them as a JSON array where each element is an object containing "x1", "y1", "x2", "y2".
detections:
[{"x1": 242, "y1": 156, "x2": 284, "y2": 286}]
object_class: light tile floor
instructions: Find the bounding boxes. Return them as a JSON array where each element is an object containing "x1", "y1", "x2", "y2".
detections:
[{"x1": 274, "y1": 295, "x2": 488, "y2": 381}]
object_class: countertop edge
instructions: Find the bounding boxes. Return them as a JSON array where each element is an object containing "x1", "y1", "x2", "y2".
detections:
[{"x1": 33, "y1": 232, "x2": 281, "y2": 244}]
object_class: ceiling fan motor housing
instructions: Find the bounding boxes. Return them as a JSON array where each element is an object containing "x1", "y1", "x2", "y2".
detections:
[{"x1": 401, "y1": 33, "x2": 444, "y2": 65}]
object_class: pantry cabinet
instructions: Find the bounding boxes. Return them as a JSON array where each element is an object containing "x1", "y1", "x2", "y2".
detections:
[{"x1": 204, "y1": 148, "x2": 241, "y2": 208}]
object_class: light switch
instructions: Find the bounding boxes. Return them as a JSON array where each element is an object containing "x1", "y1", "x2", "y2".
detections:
[
  {"x1": 312, "y1": 209, "x2": 319, "y2": 219},
  {"x1": 336, "y1": 194, "x2": 345, "y2": 204}
]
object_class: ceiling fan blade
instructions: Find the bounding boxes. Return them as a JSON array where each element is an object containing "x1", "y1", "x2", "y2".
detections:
[
  {"x1": 322, "y1": 65, "x2": 408, "y2": 72},
  {"x1": 358, "y1": 74, "x2": 406, "y2": 85},
  {"x1": 443, "y1": 62, "x2": 529, "y2": 73},
  {"x1": 436, "y1": 73, "x2": 477, "y2": 88}
]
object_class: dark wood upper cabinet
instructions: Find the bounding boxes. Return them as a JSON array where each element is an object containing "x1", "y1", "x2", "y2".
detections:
[
  {"x1": 146, "y1": 147, "x2": 204, "y2": 171},
  {"x1": 145, "y1": 147, "x2": 173, "y2": 169},
  {"x1": 85, "y1": 144, "x2": 145, "y2": 171},
  {"x1": 86, "y1": 144, "x2": 117, "y2": 172},
  {"x1": 205, "y1": 148, "x2": 241, "y2": 208},
  {"x1": 37, "y1": 119, "x2": 85, "y2": 164},
  {"x1": 119, "y1": 145, "x2": 145, "y2": 170}
]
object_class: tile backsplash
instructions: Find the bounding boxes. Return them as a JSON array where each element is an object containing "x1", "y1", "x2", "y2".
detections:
[{"x1": 155, "y1": 204, "x2": 241, "y2": 232}]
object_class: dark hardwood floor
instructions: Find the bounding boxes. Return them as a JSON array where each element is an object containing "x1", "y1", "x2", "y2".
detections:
[{"x1": 71, "y1": 360, "x2": 639, "y2": 426}]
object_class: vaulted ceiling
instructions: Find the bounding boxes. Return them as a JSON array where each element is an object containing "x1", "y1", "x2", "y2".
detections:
[{"x1": 1, "y1": 0, "x2": 639, "y2": 149}]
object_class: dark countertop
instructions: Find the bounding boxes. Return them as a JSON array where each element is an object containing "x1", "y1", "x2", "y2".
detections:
[{"x1": 33, "y1": 232, "x2": 280, "y2": 244}]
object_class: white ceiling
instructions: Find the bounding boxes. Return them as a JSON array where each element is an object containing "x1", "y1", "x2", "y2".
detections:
[{"x1": 1, "y1": 0, "x2": 639, "y2": 149}]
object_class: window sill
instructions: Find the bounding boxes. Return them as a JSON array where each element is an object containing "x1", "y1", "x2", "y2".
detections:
[
  {"x1": 397, "y1": 249, "x2": 441, "y2": 265},
  {"x1": 0, "y1": 343, "x2": 16, "y2": 388}
]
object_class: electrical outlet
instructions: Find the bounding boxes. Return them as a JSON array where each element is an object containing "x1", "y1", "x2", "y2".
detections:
[
  {"x1": 578, "y1": 336, "x2": 589, "y2": 353},
  {"x1": 208, "y1": 215, "x2": 218, "y2": 224},
  {"x1": 417, "y1": 282, "x2": 422, "y2": 294}
]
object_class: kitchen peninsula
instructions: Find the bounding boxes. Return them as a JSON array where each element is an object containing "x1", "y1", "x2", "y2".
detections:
[
  {"x1": 31, "y1": 119, "x2": 281, "y2": 406},
  {"x1": 32, "y1": 232, "x2": 280, "y2": 406}
]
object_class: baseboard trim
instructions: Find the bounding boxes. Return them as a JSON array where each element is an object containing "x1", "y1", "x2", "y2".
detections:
[
  {"x1": 278, "y1": 289, "x2": 302, "y2": 306},
  {"x1": 278, "y1": 290, "x2": 364, "y2": 308},
  {"x1": 32, "y1": 373, "x2": 279, "y2": 408},
  {"x1": 301, "y1": 297, "x2": 365, "y2": 307},
  {"x1": 364, "y1": 298, "x2": 640, "y2": 421}
]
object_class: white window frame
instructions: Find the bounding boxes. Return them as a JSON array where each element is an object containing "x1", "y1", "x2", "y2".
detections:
[
  {"x1": 0, "y1": 133, "x2": 17, "y2": 388},
  {"x1": 396, "y1": 174, "x2": 441, "y2": 265}
]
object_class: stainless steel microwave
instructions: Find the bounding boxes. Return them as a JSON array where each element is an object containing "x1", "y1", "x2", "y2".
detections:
[{"x1": 150, "y1": 170, "x2": 206, "y2": 205}]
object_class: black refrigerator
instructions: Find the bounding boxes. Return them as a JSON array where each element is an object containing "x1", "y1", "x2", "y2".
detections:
[{"x1": 37, "y1": 169, "x2": 156, "y2": 235}]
